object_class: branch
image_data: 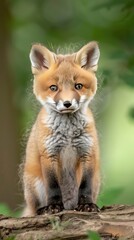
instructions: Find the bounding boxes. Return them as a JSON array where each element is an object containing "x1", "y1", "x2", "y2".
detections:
[{"x1": 0, "y1": 205, "x2": 134, "y2": 239}]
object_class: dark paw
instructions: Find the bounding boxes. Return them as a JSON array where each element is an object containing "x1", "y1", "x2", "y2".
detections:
[
  {"x1": 75, "y1": 203, "x2": 100, "y2": 212},
  {"x1": 37, "y1": 204, "x2": 64, "y2": 215}
]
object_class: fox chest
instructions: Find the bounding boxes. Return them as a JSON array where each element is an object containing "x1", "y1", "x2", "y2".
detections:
[{"x1": 44, "y1": 112, "x2": 93, "y2": 162}]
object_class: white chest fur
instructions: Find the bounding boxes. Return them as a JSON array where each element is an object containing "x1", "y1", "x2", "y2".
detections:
[
  {"x1": 44, "y1": 111, "x2": 93, "y2": 167},
  {"x1": 43, "y1": 110, "x2": 94, "y2": 209}
]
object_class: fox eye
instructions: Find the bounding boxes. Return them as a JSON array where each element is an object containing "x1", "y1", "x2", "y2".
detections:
[
  {"x1": 50, "y1": 85, "x2": 58, "y2": 91},
  {"x1": 75, "y1": 83, "x2": 83, "y2": 90}
]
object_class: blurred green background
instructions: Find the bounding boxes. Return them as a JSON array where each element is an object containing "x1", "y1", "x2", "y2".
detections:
[{"x1": 0, "y1": 0, "x2": 134, "y2": 216}]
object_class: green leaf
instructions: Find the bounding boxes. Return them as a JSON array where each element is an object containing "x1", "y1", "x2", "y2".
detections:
[
  {"x1": 87, "y1": 231, "x2": 101, "y2": 240},
  {"x1": 0, "y1": 203, "x2": 12, "y2": 216},
  {"x1": 0, "y1": 203, "x2": 21, "y2": 217}
]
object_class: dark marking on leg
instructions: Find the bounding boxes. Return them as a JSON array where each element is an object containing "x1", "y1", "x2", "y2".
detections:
[
  {"x1": 47, "y1": 171, "x2": 62, "y2": 205},
  {"x1": 37, "y1": 170, "x2": 63, "y2": 215},
  {"x1": 77, "y1": 169, "x2": 100, "y2": 212}
]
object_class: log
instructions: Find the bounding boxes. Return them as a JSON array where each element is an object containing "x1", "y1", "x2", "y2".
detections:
[{"x1": 0, "y1": 205, "x2": 134, "y2": 239}]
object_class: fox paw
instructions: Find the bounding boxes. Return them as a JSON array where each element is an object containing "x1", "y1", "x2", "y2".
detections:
[
  {"x1": 75, "y1": 203, "x2": 100, "y2": 212},
  {"x1": 37, "y1": 204, "x2": 64, "y2": 215}
]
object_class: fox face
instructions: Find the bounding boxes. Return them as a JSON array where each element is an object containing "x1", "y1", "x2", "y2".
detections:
[{"x1": 30, "y1": 42, "x2": 100, "y2": 113}]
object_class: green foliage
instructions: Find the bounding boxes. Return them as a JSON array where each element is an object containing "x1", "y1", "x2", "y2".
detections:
[
  {"x1": 0, "y1": 203, "x2": 20, "y2": 217},
  {"x1": 49, "y1": 216, "x2": 70, "y2": 231},
  {"x1": 87, "y1": 231, "x2": 101, "y2": 240},
  {"x1": 0, "y1": 203, "x2": 13, "y2": 216},
  {"x1": 98, "y1": 187, "x2": 124, "y2": 207}
]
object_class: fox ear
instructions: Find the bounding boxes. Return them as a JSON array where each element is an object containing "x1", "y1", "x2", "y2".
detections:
[
  {"x1": 30, "y1": 44, "x2": 56, "y2": 74},
  {"x1": 75, "y1": 41, "x2": 100, "y2": 72}
]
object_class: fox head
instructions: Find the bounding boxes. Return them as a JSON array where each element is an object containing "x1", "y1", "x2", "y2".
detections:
[{"x1": 30, "y1": 42, "x2": 100, "y2": 113}]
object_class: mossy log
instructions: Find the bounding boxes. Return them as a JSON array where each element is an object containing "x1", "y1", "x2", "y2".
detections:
[{"x1": 0, "y1": 205, "x2": 134, "y2": 239}]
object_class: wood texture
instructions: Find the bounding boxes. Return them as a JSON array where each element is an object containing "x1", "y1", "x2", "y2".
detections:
[{"x1": 0, "y1": 205, "x2": 134, "y2": 239}]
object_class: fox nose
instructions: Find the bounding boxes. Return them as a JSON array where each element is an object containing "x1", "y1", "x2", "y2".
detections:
[{"x1": 63, "y1": 101, "x2": 72, "y2": 108}]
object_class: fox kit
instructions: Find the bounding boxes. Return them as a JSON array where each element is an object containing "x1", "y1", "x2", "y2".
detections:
[{"x1": 22, "y1": 41, "x2": 100, "y2": 216}]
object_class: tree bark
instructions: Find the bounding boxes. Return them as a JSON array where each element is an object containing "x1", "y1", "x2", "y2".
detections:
[
  {"x1": 0, "y1": 205, "x2": 134, "y2": 239},
  {"x1": 0, "y1": 0, "x2": 20, "y2": 209}
]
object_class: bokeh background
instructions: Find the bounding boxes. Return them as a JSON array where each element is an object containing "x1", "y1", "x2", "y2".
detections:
[{"x1": 0, "y1": 0, "x2": 134, "y2": 216}]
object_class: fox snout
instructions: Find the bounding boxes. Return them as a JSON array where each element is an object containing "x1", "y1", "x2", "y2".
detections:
[
  {"x1": 55, "y1": 98, "x2": 79, "y2": 113},
  {"x1": 51, "y1": 85, "x2": 81, "y2": 113},
  {"x1": 63, "y1": 101, "x2": 72, "y2": 108}
]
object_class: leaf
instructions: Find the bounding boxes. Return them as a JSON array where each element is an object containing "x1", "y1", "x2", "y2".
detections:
[
  {"x1": 0, "y1": 203, "x2": 12, "y2": 216},
  {"x1": 87, "y1": 231, "x2": 101, "y2": 240},
  {"x1": 0, "y1": 203, "x2": 21, "y2": 217}
]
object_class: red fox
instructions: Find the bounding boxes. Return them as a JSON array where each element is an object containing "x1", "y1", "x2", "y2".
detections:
[{"x1": 22, "y1": 41, "x2": 100, "y2": 216}]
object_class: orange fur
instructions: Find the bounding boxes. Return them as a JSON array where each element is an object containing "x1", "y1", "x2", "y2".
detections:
[{"x1": 22, "y1": 41, "x2": 100, "y2": 216}]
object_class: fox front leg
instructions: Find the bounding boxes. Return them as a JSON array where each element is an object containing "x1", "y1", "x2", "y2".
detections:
[
  {"x1": 37, "y1": 158, "x2": 64, "y2": 215},
  {"x1": 76, "y1": 163, "x2": 100, "y2": 212}
]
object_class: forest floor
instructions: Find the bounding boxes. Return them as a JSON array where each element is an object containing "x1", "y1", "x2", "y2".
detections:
[{"x1": 0, "y1": 205, "x2": 134, "y2": 239}]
